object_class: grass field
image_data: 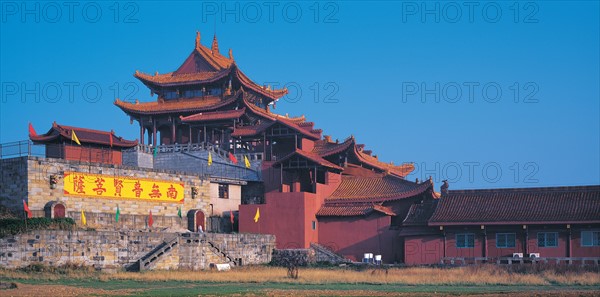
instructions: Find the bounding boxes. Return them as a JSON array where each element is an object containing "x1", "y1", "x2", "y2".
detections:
[{"x1": 1, "y1": 265, "x2": 599, "y2": 296}]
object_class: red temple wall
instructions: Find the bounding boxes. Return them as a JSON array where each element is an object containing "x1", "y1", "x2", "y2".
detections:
[
  {"x1": 404, "y1": 235, "x2": 444, "y2": 265},
  {"x1": 49, "y1": 145, "x2": 122, "y2": 165},
  {"x1": 239, "y1": 192, "x2": 318, "y2": 248},
  {"x1": 526, "y1": 226, "x2": 569, "y2": 258},
  {"x1": 239, "y1": 169, "x2": 342, "y2": 249},
  {"x1": 318, "y1": 214, "x2": 403, "y2": 263},
  {"x1": 442, "y1": 228, "x2": 484, "y2": 258},
  {"x1": 485, "y1": 226, "x2": 526, "y2": 258},
  {"x1": 404, "y1": 224, "x2": 600, "y2": 265},
  {"x1": 571, "y1": 226, "x2": 600, "y2": 257}
]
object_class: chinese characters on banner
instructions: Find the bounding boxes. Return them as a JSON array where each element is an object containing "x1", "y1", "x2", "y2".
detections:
[{"x1": 63, "y1": 172, "x2": 184, "y2": 203}]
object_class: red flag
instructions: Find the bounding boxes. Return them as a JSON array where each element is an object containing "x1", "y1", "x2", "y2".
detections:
[
  {"x1": 109, "y1": 134, "x2": 113, "y2": 147},
  {"x1": 148, "y1": 210, "x2": 154, "y2": 228},
  {"x1": 22, "y1": 200, "x2": 32, "y2": 218},
  {"x1": 228, "y1": 152, "x2": 238, "y2": 164},
  {"x1": 230, "y1": 210, "x2": 235, "y2": 225},
  {"x1": 28, "y1": 123, "x2": 37, "y2": 136}
]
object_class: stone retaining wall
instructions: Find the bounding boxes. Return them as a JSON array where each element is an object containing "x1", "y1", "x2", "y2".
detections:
[{"x1": 0, "y1": 230, "x2": 275, "y2": 270}]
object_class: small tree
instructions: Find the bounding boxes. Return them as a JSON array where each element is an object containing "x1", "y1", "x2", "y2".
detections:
[
  {"x1": 273, "y1": 250, "x2": 312, "y2": 279},
  {"x1": 279, "y1": 252, "x2": 306, "y2": 279}
]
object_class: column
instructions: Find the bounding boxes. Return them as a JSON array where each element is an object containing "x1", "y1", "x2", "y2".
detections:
[
  {"x1": 263, "y1": 133, "x2": 266, "y2": 158},
  {"x1": 152, "y1": 119, "x2": 157, "y2": 146},
  {"x1": 171, "y1": 120, "x2": 176, "y2": 144},
  {"x1": 567, "y1": 225, "x2": 571, "y2": 257},
  {"x1": 139, "y1": 120, "x2": 144, "y2": 145},
  {"x1": 482, "y1": 226, "x2": 487, "y2": 259},
  {"x1": 523, "y1": 225, "x2": 528, "y2": 255}
]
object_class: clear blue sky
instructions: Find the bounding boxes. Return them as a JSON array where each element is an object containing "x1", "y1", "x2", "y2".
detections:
[{"x1": 1, "y1": 1, "x2": 598, "y2": 189}]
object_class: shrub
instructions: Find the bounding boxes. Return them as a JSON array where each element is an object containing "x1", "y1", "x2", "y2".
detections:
[
  {"x1": 17, "y1": 262, "x2": 96, "y2": 275},
  {"x1": 0, "y1": 217, "x2": 75, "y2": 237}
]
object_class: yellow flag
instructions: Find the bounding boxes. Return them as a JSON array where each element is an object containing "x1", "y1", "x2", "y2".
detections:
[
  {"x1": 81, "y1": 209, "x2": 87, "y2": 225},
  {"x1": 253, "y1": 207, "x2": 260, "y2": 223},
  {"x1": 208, "y1": 151, "x2": 213, "y2": 166},
  {"x1": 71, "y1": 130, "x2": 81, "y2": 145},
  {"x1": 244, "y1": 155, "x2": 251, "y2": 168}
]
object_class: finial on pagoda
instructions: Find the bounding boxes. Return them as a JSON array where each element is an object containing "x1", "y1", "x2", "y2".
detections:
[
  {"x1": 228, "y1": 48, "x2": 234, "y2": 60},
  {"x1": 211, "y1": 34, "x2": 219, "y2": 55},
  {"x1": 195, "y1": 31, "x2": 201, "y2": 49}
]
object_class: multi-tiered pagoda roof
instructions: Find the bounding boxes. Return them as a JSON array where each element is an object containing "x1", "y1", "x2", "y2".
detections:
[{"x1": 114, "y1": 31, "x2": 418, "y2": 208}]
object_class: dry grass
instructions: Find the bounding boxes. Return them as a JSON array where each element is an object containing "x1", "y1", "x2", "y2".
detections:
[{"x1": 1, "y1": 265, "x2": 598, "y2": 286}]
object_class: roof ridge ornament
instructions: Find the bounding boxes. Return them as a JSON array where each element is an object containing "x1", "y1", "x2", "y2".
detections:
[
  {"x1": 441, "y1": 180, "x2": 449, "y2": 197},
  {"x1": 211, "y1": 34, "x2": 219, "y2": 55},
  {"x1": 229, "y1": 48, "x2": 234, "y2": 60},
  {"x1": 195, "y1": 31, "x2": 201, "y2": 49}
]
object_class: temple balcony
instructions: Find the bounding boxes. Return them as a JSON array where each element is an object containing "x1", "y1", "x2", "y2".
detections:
[{"x1": 121, "y1": 142, "x2": 262, "y2": 182}]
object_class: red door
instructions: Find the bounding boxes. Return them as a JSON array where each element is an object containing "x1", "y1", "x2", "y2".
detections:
[
  {"x1": 54, "y1": 204, "x2": 65, "y2": 218},
  {"x1": 195, "y1": 211, "x2": 205, "y2": 232}
]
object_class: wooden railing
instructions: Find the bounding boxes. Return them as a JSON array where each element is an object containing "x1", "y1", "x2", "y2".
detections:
[{"x1": 125, "y1": 142, "x2": 264, "y2": 161}]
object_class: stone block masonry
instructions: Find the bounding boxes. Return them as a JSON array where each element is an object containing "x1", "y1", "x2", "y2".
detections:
[
  {"x1": 0, "y1": 157, "x2": 28, "y2": 215},
  {"x1": 0, "y1": 230, "x2": 275, "y2": 270},
  {"x1": 0, "y1": 156, "x2": 212, "y2": 230}
]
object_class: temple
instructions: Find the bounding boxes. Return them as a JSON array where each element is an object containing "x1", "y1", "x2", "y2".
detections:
[
  {"x1": 9, "y1": 31, "x2": 597, "y2": 266},
  {"x1": 115, "y1": 31, "x2": 288, "y2": 148},
  {"x1": 29, "y1": 122, "x2": 137, "y2": 165},
  {"x1": 113, "y1": 32, "x2": 424, "y2": 262}
]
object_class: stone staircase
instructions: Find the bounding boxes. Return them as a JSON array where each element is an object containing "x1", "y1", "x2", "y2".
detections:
[
  {"x1": 205, "y1": 238, "x2": 237, "y2": 266},
  {"x1": 130, "y1": 236, "x2": 179, "y2": 271},
  {"x1": 310, "y1": 243, "x2": 349, "y2": 264}
]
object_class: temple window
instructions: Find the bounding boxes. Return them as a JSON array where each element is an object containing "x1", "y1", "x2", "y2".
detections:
[
  {"x1": 218, "y1": 184, "x2": 229, "y2": 199},
  {"x1": 456, "y1": 233, "x2": 475, "y2": 248},
  {"x1": 581, "y1": 231, "x2": 599, "y2": 247},
  {"x1": 537, "y1": 232, "x2": 558, "y2": 247},
  {"x1": 496, "y1": 233, "x2": 516, "y2": 248},
  {"x1": 165, "y1": 91, "x2": 178, "y2": 100}
]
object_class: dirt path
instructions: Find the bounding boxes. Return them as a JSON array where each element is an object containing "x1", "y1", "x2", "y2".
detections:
[{"x1": 0, "y1": 283, "x2": 137, "y2": 297}]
